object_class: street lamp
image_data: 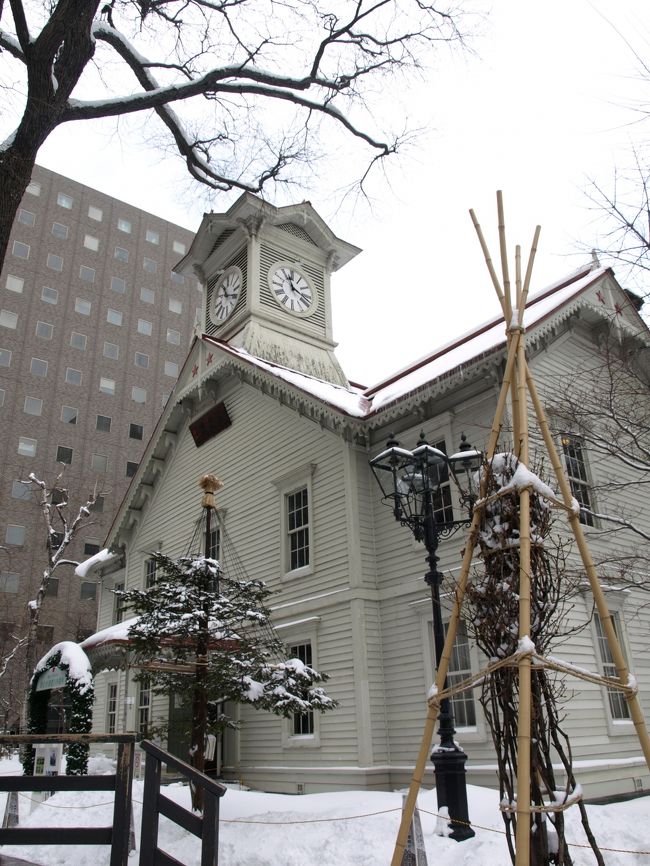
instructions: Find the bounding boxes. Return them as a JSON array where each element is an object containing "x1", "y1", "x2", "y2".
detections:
[{"x1": 370, "y1": 431, "x2": 482, "y2": 841}]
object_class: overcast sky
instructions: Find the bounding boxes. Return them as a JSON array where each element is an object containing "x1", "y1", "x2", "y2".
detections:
[{"x1": 8, "y1": 0, "x2": 650, "y2": 384}]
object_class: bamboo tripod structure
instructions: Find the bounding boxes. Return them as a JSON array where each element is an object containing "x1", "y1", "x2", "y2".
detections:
[{"x1": 390, "y1": 192, "x2": 650, "y2": 866}]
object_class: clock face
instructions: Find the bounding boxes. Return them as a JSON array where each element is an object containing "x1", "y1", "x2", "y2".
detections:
[
  {"x1": 269, "y1": 264, "x2": 317, "y2": 315},
  {"x1": 212, "y1": 267, "x2": 242, "y2": 322}
]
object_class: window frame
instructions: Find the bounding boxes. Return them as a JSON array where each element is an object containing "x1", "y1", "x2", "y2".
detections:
[
  {"x1": 561, "y1": 434, "x2": 595, "y2": 527},
  {"x1": 12, "y1": 240, "x2": 30, "y2": 259},
  {"x1": 61, "y1": 405, "x2": 78, "y2": 425},
  {"x1": 416, "y1": 601, "x2": 487, "y2": 744},
  {"x1": 276, "y1": 624, "x2": 322, "y2": 749},
  {"x1": 274, "y1": 464, "x2": 316, "y2": 580},
  {"x1": 591, "y1": 602, "x2": 635, "y2": 732},
  {"x1": 47, "y1": 253, "x2": 63, "y2": 272},
  {"x1": 41, "y1": 286, "x2": 59, "y2": 305}
]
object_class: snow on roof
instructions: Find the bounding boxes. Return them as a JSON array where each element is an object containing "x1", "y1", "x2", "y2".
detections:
[
  {"x1": 74, "y1": 547, "x2": 118, "y2": 578},
  {"x1": 34, "y1": 641, "x2": 93, "y2": 694},
  {"x1": 204, "y1": 265, "x2": 609, "y2": 420},
  {"x1": 80, "y1": 617, "x2": 139, "y2": 650},
  {"x1": 202, "y1": 337, "x2": 371, "y2": 417}
]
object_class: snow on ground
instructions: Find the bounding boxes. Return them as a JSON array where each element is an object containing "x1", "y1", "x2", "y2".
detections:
[{"x1": 1, "y1": 754, "x2": 649, "y2": 865}]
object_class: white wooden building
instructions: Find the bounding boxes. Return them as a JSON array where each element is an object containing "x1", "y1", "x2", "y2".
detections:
[{"x1": 86, "y1": 194, "x2": 650, "y2": 798}]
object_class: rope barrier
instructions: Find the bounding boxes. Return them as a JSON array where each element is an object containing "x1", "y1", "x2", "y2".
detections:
[{"x1": 10, "y1": 792, "x2": 650, "y2": 855}]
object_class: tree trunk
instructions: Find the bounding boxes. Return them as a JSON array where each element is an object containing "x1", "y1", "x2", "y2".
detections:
[{"x1": 0, "y1": 0, "x2": 100, "y2": 265}]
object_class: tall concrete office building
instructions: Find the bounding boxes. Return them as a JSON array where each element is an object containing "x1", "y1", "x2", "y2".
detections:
[{"x1": 0, "y1": 165, "x2": 199, "y2": 730}]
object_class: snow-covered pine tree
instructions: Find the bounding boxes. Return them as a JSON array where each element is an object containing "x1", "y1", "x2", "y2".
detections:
[{"x1": 118, "y1": 552, "x2": 336, "y2": 792}]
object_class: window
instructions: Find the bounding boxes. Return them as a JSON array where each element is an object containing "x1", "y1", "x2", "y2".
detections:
[
  {"x1": 287, "y1": 487, "x2": 309, "y2": 571},
  {"x1": 18, "y1": 437, "x2": 37, "y2": 457},
  {"x1": 594, "y1": 611, "x2": 631, "y2": 721},
  {"x1": 103, "y1": 341, "x2": 119, "y2": 360},
  {"x1": 56, "y1": 445, "x2": 73, "y2": 465},
  {"x1": 107, "y1": 308, "x2": 122, "y2": 326},
  {"x1": 18, "y1": 209, "x2": 35, "y2": 226},
  {"x1": 57, "y1": 192, "x2": 73, "y2": 209},
  {"x1": 11, "y1": 480, "x2": 31, "y2": 500},
  {"x1": 164, "y1": 360, "x2": 179, "y2": 378},
  {"x1": 138, "y1": 678, "x2": 151, "y2": 737},
  {"x1": 134, "y1": 352, "x2": 149, "y2": 368},
  {"x1": 0, "y1": 348, "x2": 11, "y2": 367},
  {"x1": 96, "y1": 414, "x2": 111, "y2": 432},
  {"x1": 443, "y1": 621, "x2": 477, "y2": 727},
  {"x1": 80, "y1": 582, "x2": 96, "y2": 601},
  {"x1": 41, "y1": 286, "x2": 58, "y2": 305},
  {"x1": 111, "y1": 276, "x2": 126, "y2": 293},
  {"x1": 137, "y1": 319, "x2": 152, "y2": 335},
  {"x1": 61, "y1": 405, "x2": 78, "y2": 424},
  {"x1": 84, "y1": 542, "x2": 101, "y2": 556},
  {"x1": 118, "y1": 218, "x2": 132, "y2": 234},
  {"x1": 289, "y1": 643, "x2": 314, "y2": 735},
  {"x1": 140, "y1": 287, "x2": 154, "y2": 304},
  {"x1": 79, "y1": 265, "x2": 95, "y2": 283},
  {"x1": 171, "y1": 270, "x2": 185, "y2": 285},
  {"x1": 143, "y1": 257, "x2": 157, "y2": 274},
  {"x1": 206, "y1": 526, "x2": 220, "y2": 560},
  {"x1": 70, "y1": 331, "x2": 87, "y2": 350},
  {"x1": 107, "y1": 683, "x2": 118, "y2": 734},
  {"x1": 0, "y1": 388, "x2": 4, "y2": 406},
  {"x1": 51, "y1": 222, "x2": 68, "y2": 239},
  {"x1": 31, "y1": 357, "x2": 48, "y2": 377},
  {"x1": 99, "y1": 377, "x2": 116, "y2": 396},
  {"x1": 91, "y1": 495, "x2": 105, "y2": 513},
  {"x1": 146, "y1": 229, "x2": 160, "y2": 245},
  {"x1": 6, "y1": 274, "x2": 24, "y2": 293},
  {"x1": 145, "y1": 558, "x2": 157, "y2": 588},
  {"x1": 166, "y1": 328, "x2": 181, "y2": 345},
  {"x1": 114, "y1": 247, "x2": 129, "y2": 262},
  {"x1": 26, "y1": 181, "x2": 41, "y2": 196},
  {"x1": 129, "y1": 423, "x2": 143, "y2": 440},
  {"x1": 561, "y1": 435, "x2": 594, "y2": 526},
  {"x1": 0, "y1": 572, "x2": 19, "y2": 593},
  {"x1": 173, "y1": 240, "x2": 186, "y2": 254},
  {"x1": 12, "y1": 241, "x2": 30, "y2": 259},
  {"x1": 169, "y1": 298, "x2": 182, "y2": 314},
  {"x1": 75, "y1": 297, "x2": 91, "y2": 315},
  {"x1": 35, "y1": 321, "x2": 53, "y2": 339},
  {"x1": 0, "y1": 310, "x2": 18, "y2": 329},
  {"x1": 24, "y1": 396, "x2": 43, "y2": 416},
  {"x1": 5, "y1": 525, "x2": 25, "y2": 546},
  {"x1": 91, "y1": 453, "x2": 108, "y2": 473},
  {"x1": 126, "y1": 461, "x2": 138, "y2": 478},
  {"x1": 131, "y1": 386, "x2": 146, "y2": 404},
  {"x1": 113, "y1": 582, "x2": 125, "y2": 623},
  {"x1": 84, "y1": 234, "x2": 99, "y2": 251},
  {"x1": 88, "y1": 205, "x2": 103, "y2": 221},
  {"x1": 65, "y1": 367, "x2": 82, "y2": 385},
  {"x1": 47, "y1": 253, "x2": 63, "y2": 272}
]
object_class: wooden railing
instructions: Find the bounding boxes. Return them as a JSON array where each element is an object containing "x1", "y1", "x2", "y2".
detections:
[
  {"x1": 138, "y1": 739, "x2": 226, "y2": 866},
  {"x1": 0, "y1": 733, "x2": 135, "y2": 866}
]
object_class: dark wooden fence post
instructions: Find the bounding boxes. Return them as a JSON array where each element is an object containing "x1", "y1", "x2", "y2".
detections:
[{"x1": 111, "y1": 738, "x2": 135, "y2": 866}]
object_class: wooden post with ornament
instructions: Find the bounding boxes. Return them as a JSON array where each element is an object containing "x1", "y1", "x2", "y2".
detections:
[{"x1": 190, "y1": 473, "x2": 223, "y2": 810}]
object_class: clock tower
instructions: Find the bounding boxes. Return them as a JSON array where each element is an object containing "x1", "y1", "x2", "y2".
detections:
[{"x1": 175, "y1": 194, "x2": 360, "y2": 386}]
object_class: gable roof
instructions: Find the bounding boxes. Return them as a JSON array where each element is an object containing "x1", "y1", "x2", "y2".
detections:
[{"x1": 103, "y1": 261, "x2": 645, "y2": 549}]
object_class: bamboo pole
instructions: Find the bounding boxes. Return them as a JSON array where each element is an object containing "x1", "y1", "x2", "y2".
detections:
[
  {"x1": 514, "y1": 300, "x2": 532, "y2": 866},
  {"x1": 390, "y1": 331, "x2": 523, "y2": 866},
  {"x1": 524, "y1": 364, "x2": 650, "y2": 773}
]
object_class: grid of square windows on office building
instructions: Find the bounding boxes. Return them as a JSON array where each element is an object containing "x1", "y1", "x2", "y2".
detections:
[{"x1": 0, "y1": 165, "x2": 199, "y2": 708}]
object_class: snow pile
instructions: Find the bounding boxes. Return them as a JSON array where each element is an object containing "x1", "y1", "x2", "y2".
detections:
[
  {"x1": 33, "y1": 642, "x2": 93, "y2": 694},
  {"x1": 0, "y1": 756, "x2": 647, "y2": 866},
  {"x1": 74, "y1": 548, "x2": 117, "y2": 579}
]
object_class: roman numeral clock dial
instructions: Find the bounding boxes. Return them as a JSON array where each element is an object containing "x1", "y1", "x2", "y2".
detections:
[
  {"x1": 211, "y1": 266, "x2": 242, "y2": 323},
  {"x1": 269, "y1": 264, "x2": 317, "y2": 316}
]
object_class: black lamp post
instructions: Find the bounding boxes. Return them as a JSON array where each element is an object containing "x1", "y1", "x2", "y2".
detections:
[{"x1": 370, "y1": 432, "x2": 482, "y2": 841}]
